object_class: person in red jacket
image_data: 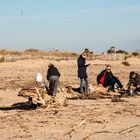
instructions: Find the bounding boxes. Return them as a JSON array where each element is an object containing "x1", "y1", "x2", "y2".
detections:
[{"x1": 97, "y1": 65, "x2": 123, "y2": 92}]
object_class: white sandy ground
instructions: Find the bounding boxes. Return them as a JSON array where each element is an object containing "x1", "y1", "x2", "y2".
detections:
[{"x1": 0, "y1": 57, "x2": 140, "y2": 140}]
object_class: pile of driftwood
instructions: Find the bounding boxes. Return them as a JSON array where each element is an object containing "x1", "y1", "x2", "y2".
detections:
[
  {"x1": 65, "y1": 85, "x2": 122, "y2": 100},
  {"x1": 18, "y1": 82, "x2": 125, "y2": 109},
  {"x1": 18, "y1": 82, "x2": 68, "y2": 108}
]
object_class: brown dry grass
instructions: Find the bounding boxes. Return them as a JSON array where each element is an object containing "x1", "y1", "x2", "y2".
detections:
[
  {"x1": 121, "y1": 61, "x2": 130, "y2": 66},
  {"x1": 0, "y1": 49, "x2": 80, "y2": 63}
]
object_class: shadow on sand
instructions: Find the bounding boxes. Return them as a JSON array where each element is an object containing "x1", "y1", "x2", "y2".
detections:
[{"x1": 0, "y1": 101, "x2": 37, "y2": 110}]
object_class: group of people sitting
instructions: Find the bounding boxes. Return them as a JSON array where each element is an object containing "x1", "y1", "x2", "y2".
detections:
[
  {"x1": 77, "y1": 52, "x2": 140, "y2": 96},
  {"x1": 97, "y1": 65, "x2": 140, "y2": 95},
  {"x1": 42, "y1": 51, "x2": 140, "y2": 97}
]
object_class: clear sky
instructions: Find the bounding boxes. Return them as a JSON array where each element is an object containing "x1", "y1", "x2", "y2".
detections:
[{"x1": 0, "y1": 0, "x2": 140, "y2": 52}]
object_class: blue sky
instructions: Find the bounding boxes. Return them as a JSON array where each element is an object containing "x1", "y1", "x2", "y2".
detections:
[{"x1": 0, "y1": 0, "x2": 140, "y2": 52}]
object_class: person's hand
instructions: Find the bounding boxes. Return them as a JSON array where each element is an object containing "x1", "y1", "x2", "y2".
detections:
[
  {"x1": 105, "y1": 87, "x2": 109, "y2": 92},
  {"x1": 126, "y1": 85, "x2": 129, "y2": 89},
  {"x1": 85, "y1": 63, "x2": 91, "y2": 67},
  {"x1": 98, "y1": 84, "x2": 103, "y2": 87},
  {"x1": 137, "y1": 85, "x2": 140, "y2": 88},
  {"x1": 121, "y1": 87, "x2": 126, "y2": 91},
  {"x1": 87, "y1": 63, "x2": 91, "y2": 66}
]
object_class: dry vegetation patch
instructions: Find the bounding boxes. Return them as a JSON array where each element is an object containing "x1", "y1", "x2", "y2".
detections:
[{"x1": 121, "y1": 61, "x2": 130, "y2": 66}]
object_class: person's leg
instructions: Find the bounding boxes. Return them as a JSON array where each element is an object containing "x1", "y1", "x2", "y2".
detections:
[
  {"x1": 136, "y1": 88, "x2": 140, "y2": 96},
  {"x1": 107, "y1": 78, "x2": 115, "y2": 92},
  {"x1": 114, "y1": 77, "x2": 123, "y2": 89},
  {"x1": 136, "y1": 87, "x2": 140, "y2": 92},
  {"x1": 49, "y1": 77, "x2": 55, "y2": 96},
  {"x1": 53, "y1": 76, "x2": 59, "y2": 96},
  {"x1": 80, "y1": 78, "x2": 84, "y2": 93},
  {"x1": 107, "y1": 85, "x2": 114, "y2": 92},
  {"x1": 84, "y1": 78, "x2": 88, "y2": 94},
  {"x1": 128, "y1": 85, "x2": 136, "y2": 96}
]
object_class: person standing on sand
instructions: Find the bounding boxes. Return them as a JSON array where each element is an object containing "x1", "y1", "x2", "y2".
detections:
[
  {"x1": 77, "y1": 52, "x2": 90, "y2": 94},
  {"x1": 46, "y1": 63, "x2": 61, "y2": 96},
  {"x1": 97, "y1": 64, "x2": 124, "y2": 92}
]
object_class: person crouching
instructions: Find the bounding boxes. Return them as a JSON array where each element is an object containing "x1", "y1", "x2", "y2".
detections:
[{"x1": 127, "y1": 71, "x2": 140, "y2": 95}]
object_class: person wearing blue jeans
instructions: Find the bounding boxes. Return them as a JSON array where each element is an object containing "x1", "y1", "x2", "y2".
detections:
[
  {"x1": 77, "y1": 52, "x2": 90, "y2": 94},
  {"x1": 80, "y1": 78, "x2": 88, "y2": 94}
]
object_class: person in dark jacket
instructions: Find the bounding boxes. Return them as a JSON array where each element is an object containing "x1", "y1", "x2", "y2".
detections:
[
  {"x1": 77, "y1": 52, "x2": 90, "y2": 94},
  {"x1": 97, "y1": 65, "x2": 123, "y2": 92},
  {"x1": 46, "y1": 63, "x2": 60, "y2": 96},
  {"x1": 127, "y1": 71, "x2": 140, "y2": 93}
]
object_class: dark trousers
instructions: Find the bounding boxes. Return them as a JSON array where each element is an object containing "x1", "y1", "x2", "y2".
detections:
[
  {"x1": 49, "y1": 76, "x2": 59, "y2": 96},
  {"x1": 136, "y1": 87, "x2": 140, "y2": 92},
  {"x1": 107, "y1": 77, "x2": 123, "y2": 91},
  {"x1": 127, "y1": 86, "x2": 140, "y2": 96}
]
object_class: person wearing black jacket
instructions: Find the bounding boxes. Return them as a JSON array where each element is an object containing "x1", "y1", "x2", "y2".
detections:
[
  {"x1": 97, "y1": 65, "x2": 123, "y2": 91},
  {"x1": 77, "y1": 52, "x2": 90, "y2": 94},
  {"x1": 46, "y1": 63, "x2": 60, "y2": 96},
  {"x1": 127, "y1": 71, "x2": 140, "y2": 92}
]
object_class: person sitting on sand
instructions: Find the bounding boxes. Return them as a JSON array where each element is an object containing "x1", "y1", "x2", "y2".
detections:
[
  {"x1": 127, "y1": 71, "x2": 140, "y2": 95},
  {"x1": 77, "y1": 52, "x2": 90, "y2": 94},
  {"x1": 46, "y1": 63, "x2": 61, "y2": 96},
  {"x1": 97, "y1": 64, "x2": 123, "y2": 92}
]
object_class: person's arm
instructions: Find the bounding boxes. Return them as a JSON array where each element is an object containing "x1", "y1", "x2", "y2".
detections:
[
  {"x1": 127, "y1": 79, "x2": 132, "y2": 88},
  {"x1": 135, "y1": 76, "x2": 140, "y2": 88},
  {"x1": 85, "y1": 63, "x2": 91, "y2": 67},
  {"x1": 46, "y1": 69, "x2": 50, "y2": 80}
]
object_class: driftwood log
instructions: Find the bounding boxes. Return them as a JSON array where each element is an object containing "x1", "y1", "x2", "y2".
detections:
[{"x1": 18, "y1": 82, "x2": 68, "y2": 108}]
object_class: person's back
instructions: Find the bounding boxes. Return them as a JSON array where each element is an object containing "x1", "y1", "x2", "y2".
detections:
[
  {"x1": 46, "y1": 64, "x2": 60, "y2": 96},
  {"x1": 47, "y1": 65, "x2": 60, "y2": 80}
]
